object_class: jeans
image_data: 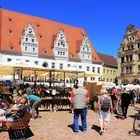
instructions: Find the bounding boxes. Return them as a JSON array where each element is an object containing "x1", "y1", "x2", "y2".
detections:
[
  {"x1": 121, "y1": 104, "x2": 129, "y2": 118},
  {"x1": 73, "y1": 107, "x2": 87, "y2": 132}
]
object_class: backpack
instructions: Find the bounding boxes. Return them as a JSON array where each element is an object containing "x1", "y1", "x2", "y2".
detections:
[{"x1": 101, "y1": 97, "x2": 110, "y2": 112}]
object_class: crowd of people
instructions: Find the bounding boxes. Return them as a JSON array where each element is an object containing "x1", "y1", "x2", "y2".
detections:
[
  {"x1": 0, "y1": 82, "x2": 140, "y2": 136},
  {"x1": 69, "y1": 83, "x2": 140, "y2": 135},
  {"x1": 0, "y1": 83, "x2": 42, "y2": 131}
]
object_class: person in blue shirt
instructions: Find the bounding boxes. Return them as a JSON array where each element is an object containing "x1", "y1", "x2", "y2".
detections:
[{"x1": 24, "y1": 94, "x2": 41, "y2": 119}]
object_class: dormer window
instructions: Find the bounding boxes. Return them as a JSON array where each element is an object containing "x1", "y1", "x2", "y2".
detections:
[
  {"x1": 43, "y1": 50, "x2": 47, "y2": 54},
  {"x1": 38, "y1": 34, "x2": 42, "y2": 38},
  {"x1": 72, "y1": 54, "x2": 74, "y2": 58},
  {"x1": 9, "y1": 45, "x2": 14, "y2": 50},
  {"x1": 53, "y1": 30, "x2": 68, "y2": 60},
  {"x1": 8, "y1": 18, "x2": 12, "y2": 23},
  {"x1": 8, "y1": 30, "x2": 12, "y2": 34},
  {"x1": 20, "y1": 24, "x2": 38, "y2": 57},
  {"x1": 36, "y1": 24, "x2": 40, "y2": 27},
  {"x1": 78, "y1": 35, "x2": 92, "y2": 63}
]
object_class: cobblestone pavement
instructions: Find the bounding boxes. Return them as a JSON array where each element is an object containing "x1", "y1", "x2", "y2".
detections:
[{"x1": 0, "y1": 104, "x2": 140, "y2": 140}]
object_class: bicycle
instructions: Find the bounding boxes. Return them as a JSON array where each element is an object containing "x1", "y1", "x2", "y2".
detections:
[{"x1": 129, "y1": 110, "x2": 140, "y2": 135}]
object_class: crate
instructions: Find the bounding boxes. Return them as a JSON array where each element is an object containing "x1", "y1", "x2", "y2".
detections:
[{"x1": 6, "y1": 110, "x2": 32, "y2": 130}]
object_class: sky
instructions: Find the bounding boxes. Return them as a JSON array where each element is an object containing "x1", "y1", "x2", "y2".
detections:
[{"x1": 1, "y1": 0, "x2": 140, "y2": 58}]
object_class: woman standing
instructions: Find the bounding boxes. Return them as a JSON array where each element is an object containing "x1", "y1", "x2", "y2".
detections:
[{"x1": 98, "y1": 89, "x2": 113, "y2": 135}]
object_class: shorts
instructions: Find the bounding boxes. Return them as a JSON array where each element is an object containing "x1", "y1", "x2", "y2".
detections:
[{"x1": 98, "y1": 110, "x2": 110, "y2": 122}]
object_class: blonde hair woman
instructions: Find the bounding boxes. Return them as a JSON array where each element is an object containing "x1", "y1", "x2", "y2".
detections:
[{"x1": 98, "y1": 89, "x2": 113, "y2": 135}]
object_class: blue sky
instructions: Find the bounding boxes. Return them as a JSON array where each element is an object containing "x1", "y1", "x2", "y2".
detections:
[{"x1": 1, "y1": 0, "x2": 140, "y2": 58}]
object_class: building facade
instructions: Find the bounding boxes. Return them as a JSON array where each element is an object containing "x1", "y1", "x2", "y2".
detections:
[
  {"x1": 118, "y1": 24, "x2": 140, "y2": 84},
  {"x1": 0, "y1": 8, "x2": 102, "y2": 83},
  {"x1": 98, "y1": 53, "x2": 118, "y2": 84}
]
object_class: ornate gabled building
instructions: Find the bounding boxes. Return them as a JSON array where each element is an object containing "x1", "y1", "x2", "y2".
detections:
[
  {"x1": 97, "y1": 53, "x2": 118, "y2": 83},
  {"x1": 0, "y1": 8, "x2": 102, "y2": 83},
  {"x1": 118, "y1": 24, "x2": 140, "y2": 84}
]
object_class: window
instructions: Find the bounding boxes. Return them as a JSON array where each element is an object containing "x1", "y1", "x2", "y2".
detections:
[
  {"x1": 138, "y1": 65, "x2": 140, "y2": 72},
  {"x1": 110, "y1": 70, "x2": 112, "y2": 74},
  {"x1": 25, "y1": 60, "x2": 29, "y2": 62},
  {"x1": 138, "y1": 54, "x2": 140, "y2": 60},
  {"x1": 60, "y1": 63, "x2": 63, "y2": 69},
  {"x1": 130, "y1": 66, "x2": 132, "y2": 73},
  {"x1": 91, "y1": 77, "x2": 95, "y2": 81},
  {"x1": 32, "y1": 39, "x2": 34, "y2": 42},
  {"x1": 25, "y1": 38, "x2": 28, "y2": 41},
  {"x1": 67, "y1": 64, "x2": 71, "y2": 68},
  {"x1": 107, "y1": 69, "x2": 109, "y2": 74},
  {"x1": 121, "y1": 68, "x2": 124, "y2": 74},
  {"x1": 84, "y1": 77, "x2": 87, "y2": 81},
  {"x1": 52, "y1": 63, "x2": 55, "y2": 69},
  {"x1": 131, "y1": 45, "x2": 134, "y2": 49},
  {"x1": 126, "y1": 67, "x2": 129, "y2": 73},
  {"x1": 8, "y1": 30, "x2": 12, "y2": 34},
  {"x1": 25, "y1": 47, "x2": 27, "y2": 51},
  {"x1": 35, "y1": 61, "x2": 38, "y2": 65},
  {"x1": 7, "y1": 58, "x2": 12, "y2": 62},
  {"x1": 79, "y1": 65, "x2": 82, "y2": 69},
  {"x1": 33, "y1": 48, "x2": 35, "y2": 52},
  {"x1": 43, "y1": 50, "x2": 47, "y2": 54},
  {"x1": 103, "y1": 69, "x2": 105, "y2": 74},
  {"x1": 9, "y1": 45, "x2": 14, "y2": 50},
  {"x1": 121, "y1": 57, "x2": 124, "y2": 63},
  {"x1": 92, "y1": 67, "x2": 95, "y2": 72},
  {"x1": 38, "y1": 35, "x2": 42, "y2": 38},
  {"x1": 130, "y1": 55, "x2": 132, "y2": 61},
  {"x1": 138, "y1": 43, "x2": 140, "y2": 48},
  {"x1": 126, "y1": 56, "x2": 129, "y2": 62},
  {"x1": 36, "y1": 24, "x2": 40, "y2": 27},
  {"x1": 8, "y1": 18, "x2": 12, "y2": 23},
  {"x1": 113, "y1": 70, "x2": 116, "y2": 74},
  {"x1": 97, "y1": 67, "x2": 100, "y2": 74},
  {"x1": 87, "y1": 66, "x2": 90, "y2": 71}
]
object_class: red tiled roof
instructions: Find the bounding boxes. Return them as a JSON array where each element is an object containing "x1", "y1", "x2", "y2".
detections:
[
  {"x1": 97, "y1": 53, "x2": 118, "y2": 67},
  {"x1": 0, "y1": 8, "x2": 101, "y2": 63}
]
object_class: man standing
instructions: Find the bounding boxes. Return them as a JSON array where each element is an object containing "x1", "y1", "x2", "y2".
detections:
[
  {"x1": 121, "y1": 88, "x2": 131, "y2": 119},
  {"x1": 70, "y1": 83, "x2": 90, "y2": 133}
]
